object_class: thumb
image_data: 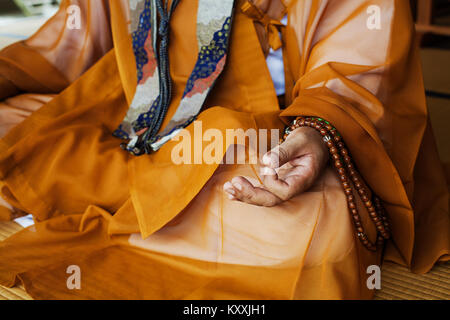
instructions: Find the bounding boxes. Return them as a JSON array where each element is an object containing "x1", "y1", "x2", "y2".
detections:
[
  {"x1": 262, "y1": 130, "x2": 308, "y2": 169},
  {"x1": 261, "y1": 141, "x2": 292, "y2": 169}
]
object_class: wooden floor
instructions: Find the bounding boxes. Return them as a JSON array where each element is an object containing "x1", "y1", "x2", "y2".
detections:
[{"x1": 0, "y1": 220, "x2": 449, "y2": 300}]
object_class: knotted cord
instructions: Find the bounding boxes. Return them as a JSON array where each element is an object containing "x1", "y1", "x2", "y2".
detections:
[{"x1": 134, "y1": 0, "x2": 181, "y2": 155}]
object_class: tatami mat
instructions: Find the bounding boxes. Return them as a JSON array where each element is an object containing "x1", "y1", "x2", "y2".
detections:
[
  {"x1": 0, "y1": 220, "x2": 23, "y2": 242},
  {"x1": 374, "y1": 262, "x2": 450, "y2": 300},
  {"x1": 0, "y1": 284, "x2": 32, "y2": 301},
  {"x1": 0, "y1": 221, "x2": 32, "y2": 300},
  {"x1": 0, "y1": 220, "x2": 448, "y2": 300}
]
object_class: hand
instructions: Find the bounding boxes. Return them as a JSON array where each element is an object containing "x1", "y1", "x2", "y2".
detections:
[{"x1": 223, "y1": 127, "x2": 329, "y2": 207}]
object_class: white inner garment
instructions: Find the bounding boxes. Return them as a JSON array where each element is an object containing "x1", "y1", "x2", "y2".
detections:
[
  {"x1": 265, "y1": 15, "x2": 287, "y2": 96},
  {"x1": 14, "y1": 214, "x2": 35, "y2": 228}
]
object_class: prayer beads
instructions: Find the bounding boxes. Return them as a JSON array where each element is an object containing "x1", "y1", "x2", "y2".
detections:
[{"x1": 282, "y1": 116, "x2": 391, "y2": 251}]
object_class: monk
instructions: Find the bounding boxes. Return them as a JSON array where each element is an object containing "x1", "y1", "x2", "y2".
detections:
[{"x1": 0, "y1": 0, "x2": 448, "y2": 300}]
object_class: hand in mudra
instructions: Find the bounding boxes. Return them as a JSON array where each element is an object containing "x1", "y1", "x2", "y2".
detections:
[{"x1": 223, "y1": 127, "x2": 329, "y2": 207}]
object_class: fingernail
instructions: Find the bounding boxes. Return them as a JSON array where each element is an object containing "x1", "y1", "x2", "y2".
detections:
[
  {"x1": 262, "y1": 154, "x2": 271, "y2": 166},
  {"x1": 270, "y1": 153, "x2": 280, "y2": 168},
  {"x1": 260, "y1": 167, "x2": 276, "y2": 176},
  {"x1": 226, "y1": 188, "x2": 235, "y2": 195},
  {"x1": 227, "y1": 194, "x2": 235, "y2": 200},
  {"x1": 224, "y1": 181, "x2": 233, "y2": 190},
  {"x1": 263, "y1": 153, "x2": 280, "y2": 168},
  {"x1": 233, "y1": 182, "x2": 243, "y2": 191},
  {"x1": 223, "y1": 182, "x2": 235, "y2": 195}
]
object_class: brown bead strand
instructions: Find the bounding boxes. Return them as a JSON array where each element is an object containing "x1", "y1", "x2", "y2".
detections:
[
  {"x1": 282, "y1": 116, "x2": 391, "y2": 251},
  {"x1": 309, "y1": 118, "x2": 381, "y2": 251},
  {"x1": 323, "y1": 119, "x2": 390, "y2": 243},
  {"x1": 299, "y1": 117, "x2": 390, "y2": 246},
  {"x1": 285, "y1": 117, "x2": 390, "y2": 249},
  {"x1": 284, "y1": 117, "x2": 379, "y2": 250},
  {"x1": 323, "y1": 121, "x2": 390, "y2": 239}
]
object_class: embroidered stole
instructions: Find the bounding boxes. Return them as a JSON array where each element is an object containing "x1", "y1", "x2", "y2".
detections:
[{"x1": 114, "y1": 0, "x2": 236, "y2": 153}]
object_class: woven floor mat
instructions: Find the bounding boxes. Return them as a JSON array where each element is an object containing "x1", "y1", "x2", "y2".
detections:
[
  {"x1": 374, "y1": 261, "x2": 450, "y2": 300},
  {"x1": 0, "y1": 221, "x2": 448, "y2": 300}
]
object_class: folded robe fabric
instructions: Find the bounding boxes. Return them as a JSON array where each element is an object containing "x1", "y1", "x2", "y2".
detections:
[{"x1": 0, "y1": 0, "x2": 448, "y2": 299}]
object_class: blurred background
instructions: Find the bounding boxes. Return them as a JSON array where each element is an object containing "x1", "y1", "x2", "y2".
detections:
[
  {"x1": 0, "y1": 0, "x2": 449, "y2": 300},
  {"x1": 0, "y1": 1, "x2": 59, "y2": 49},
  {"x1": 411, "y1": 0, "x2": 450, "y2": 180}
]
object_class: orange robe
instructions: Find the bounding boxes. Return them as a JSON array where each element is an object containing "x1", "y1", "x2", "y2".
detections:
[{"x1": 0, "y1": 0, "x2": 448, "y2": 299}]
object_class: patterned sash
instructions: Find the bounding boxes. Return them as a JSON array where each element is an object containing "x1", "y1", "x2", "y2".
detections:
[{"x1": 114, "y1": 0, "x2": 236, "y2": 154}]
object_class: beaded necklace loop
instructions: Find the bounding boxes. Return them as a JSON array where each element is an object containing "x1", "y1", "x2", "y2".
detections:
[{"x1": 282, "y1": 116, "x2": 391, "y2": 251}]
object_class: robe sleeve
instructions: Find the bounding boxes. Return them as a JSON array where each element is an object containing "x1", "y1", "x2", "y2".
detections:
[
  {"x1": 281, "y1": 0, "x2": 449, "y2": 272},
  {"x1": 0, "y1": 0, "x2": 113, "y2": 100}
]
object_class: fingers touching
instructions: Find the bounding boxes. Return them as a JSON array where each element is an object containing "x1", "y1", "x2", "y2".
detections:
[
  {"x1": 223, "y1": 127, "x2": 329, "y2": 207},
  {"x1": 261, "y1": 128, "x2": 309, "y2": 169},
  {"x1": 223, "y1": 176, "x2": 282, "y2": 207}
]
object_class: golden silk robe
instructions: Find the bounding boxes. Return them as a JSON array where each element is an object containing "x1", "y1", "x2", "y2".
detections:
[{"x1": 0, "y1": 0, "x2": 448, "y2": 299}]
